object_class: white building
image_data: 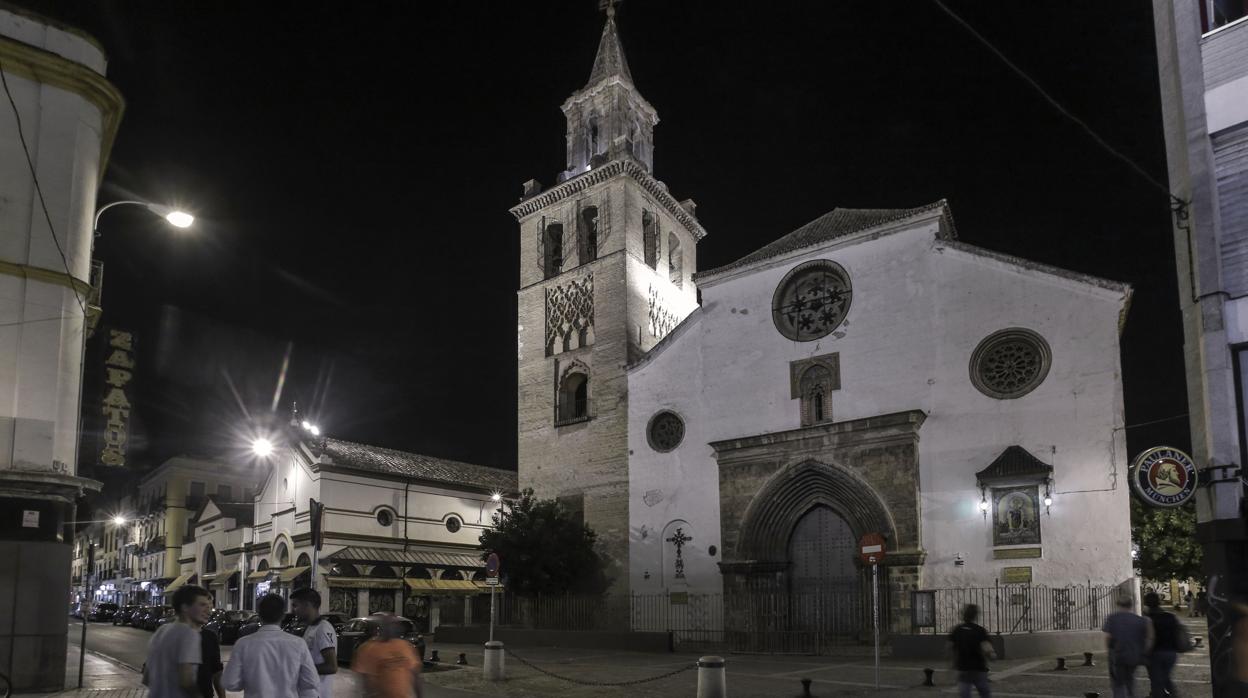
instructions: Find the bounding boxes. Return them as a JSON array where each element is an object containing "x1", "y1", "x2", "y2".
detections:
[
  {"x1": 0, "y1": 6, "x2": 119, "y2": 690},
  {"x1": 514, "y1": 9, "x2": 1135, "y2": 635}
]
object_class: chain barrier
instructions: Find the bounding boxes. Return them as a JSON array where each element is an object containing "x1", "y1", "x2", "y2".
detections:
[{"x1": 503, "y1": 648, "x2": 696, "y2": 687}]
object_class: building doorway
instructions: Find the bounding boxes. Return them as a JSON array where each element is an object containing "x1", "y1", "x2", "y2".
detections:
[{"x1": 788, "y1": 505, "x2": 865, "y2": 641}]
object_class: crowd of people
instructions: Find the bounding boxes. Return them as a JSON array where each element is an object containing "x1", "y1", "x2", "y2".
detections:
[{"x1": 141, "y1": 585, "x2": 424, "y2": 698}]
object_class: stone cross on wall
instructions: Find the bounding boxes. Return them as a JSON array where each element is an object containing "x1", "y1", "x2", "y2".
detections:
[{"x1": 666, "y1": 527, "x2": 692, "y2": 579}]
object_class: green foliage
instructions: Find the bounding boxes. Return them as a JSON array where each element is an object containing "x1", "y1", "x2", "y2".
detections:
[
  {"x1": 478, "y1": 488, "x2": 607, "y2": 595},
  {"x1": 1130, "y1": 496, "x2": 1202, "y2": 582}
]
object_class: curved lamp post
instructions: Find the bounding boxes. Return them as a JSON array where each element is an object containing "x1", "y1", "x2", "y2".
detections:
[{"x1": 94, "y1": 200, "x2": 194, "y2": 236}]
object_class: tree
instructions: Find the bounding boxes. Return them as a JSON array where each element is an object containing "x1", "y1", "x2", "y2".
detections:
[
  {"x1": 1131, "y1": 497, "x2": 1202, "y2": 582},
  {"x1": 479, "y1": 488, "x2": 607, "y2": 594}
]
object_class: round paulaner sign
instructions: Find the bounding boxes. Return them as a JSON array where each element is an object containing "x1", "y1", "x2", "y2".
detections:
[{"x1": 1131, "y1": 446, "x2": 1198, "y2": 507}]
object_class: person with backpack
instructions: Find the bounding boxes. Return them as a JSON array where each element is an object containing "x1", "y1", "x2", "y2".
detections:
[
  {"x1": 1144, "y1": 591, "x2": 1185, "y2": 697},
  {"x1": 948, "y1": 604, "x2": 995, "y2": 697},
  {"x1": 1103, "y1": 596, "x2": 1154, "y2": 698}
]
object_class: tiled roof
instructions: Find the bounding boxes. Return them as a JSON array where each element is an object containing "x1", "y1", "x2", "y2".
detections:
[
  {"x1": 975, "y1": 446, "x2": 1054, "y2": 484},
  {"x1": 317, "y1": 438, "x2": 516, "y2": 493},
  {"x1": 587, "y1": 12, "x2": 633, "y2": 87},
  {"x1": 326, "y1": 545, "x2": 484, "y2": 569},
  {"x1": 696, "y1": 200, "x2": 950, "y2": 280}
]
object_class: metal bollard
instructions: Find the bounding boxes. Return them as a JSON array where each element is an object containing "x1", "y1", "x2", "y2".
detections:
[
  {"x1": 456, "y1": 652, "x2": 468, "y2": 665},
  {"x1": 697, "y1": 656, "x2": 726, "y2": 698},
  {"x1": 800, "y1": 677, "x2": 813, "y2": 696},
  {"x1": 1082, "y1": 652, "x2": 1095, "y2": 667},
  {"x1": 1055, "y1": 657, "x2": 1068, "y2": 671},
  {"x1": 429, "y1": 650, "x2": 440, "y2": 663},
  {"x1": 1194, "y1": 636, "x2": 1204, "y2": 648},
  {"x1": 483, "y1": 641, "x2": 504, "y2": 681},
  {"x1": 923, "y1": 668, "x2": 935, "y2": 686}
]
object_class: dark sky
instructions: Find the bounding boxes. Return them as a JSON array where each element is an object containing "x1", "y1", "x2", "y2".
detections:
[{"x1": 27, "y1": 1, "x2": 1188, "y2": 473}]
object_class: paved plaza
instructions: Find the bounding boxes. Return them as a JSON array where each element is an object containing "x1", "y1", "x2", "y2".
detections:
[{"x1": 41, "y1": 617, "x2": 1213, "y2": 698}]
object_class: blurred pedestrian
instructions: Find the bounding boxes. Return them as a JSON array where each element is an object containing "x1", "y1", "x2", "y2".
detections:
[
  {"x1": 353, "y1": 613, "x2": 423, "y2": 698},
  {"x1": 223, "y1": 593, "x2": 319, "y2": 698},
  {"x1": 1144, "y1": 592, "x2": 1180, "y2": 697},
  {"x1": 1103, "y1": 596, "x2": 1153, "y2": 698},
  {"x1": 291, "y1": 588, "x2": 338, "y2": 698},
  {"x1": 1196, "y1": 590, "x2": 1208, "y2": 617},
  {"x1": 143, "y1": 584, "x2": 213, "y2": 698},
  {"x1": 415, "y1": 634, "x2": 427, "y2": 663},
  {"x1": 948, "y1": 604, "x2": 994, "y2": 697}
]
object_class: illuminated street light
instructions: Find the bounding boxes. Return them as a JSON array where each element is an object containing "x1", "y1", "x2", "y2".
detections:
[
  {"x1": 251, "y1": 438, "x2": 274, "y2": 457},
  {"x1": 491, "y1": 493, "x2": 502, "y2": 502},
  {"x1": 112, "y1": 515, "x2": 126, "y2": 526},
  {"x1": 309, "y1": 425, "x2": 320, "y2": 436},
  {"x1": 94, "y1": 200, "x2": 196, "y2": 236}
]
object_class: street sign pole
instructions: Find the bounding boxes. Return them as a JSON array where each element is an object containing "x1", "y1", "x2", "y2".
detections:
[
  {"x1": 872, "y1": 561, "x2": 880, "y2": 690},
  {"x1": 78, "y1": 542, "x2": 95, "y2": 688},
  {"x1": 489, "y1": 583, "x2": 496, "y2": 643}
]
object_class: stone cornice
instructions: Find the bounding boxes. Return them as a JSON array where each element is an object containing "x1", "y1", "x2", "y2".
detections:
[
  {"x1": 509, "y1": 158, "x2": 707, "y2": 241},
  {"x1": 0, "y1": 34, "x2": 125, "y2": 172},
  {"x1": 709, "y1": 409, "x2": 927, "y2": 459}
]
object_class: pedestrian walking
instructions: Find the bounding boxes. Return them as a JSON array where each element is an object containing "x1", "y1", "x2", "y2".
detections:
[
  {"x1": 290, "y1": 587, "x2": 338, "y2": 698},
  {"x1": 222, "y1": 593, "x2": 320, "y2": 698},
  {"x1": 352, "y1": 614, "x2": 423, "y2": 698},
  {"x1": 142, "y1": 585, "x2": 213, "y2": 698},
  {"x1": 1185, "y1": 590, "x2": 1194, "y2": 615},
  {"x1": 198, "y1": 623, "x2": 225, "y2": 698},
  {"x1": 948, "y1": 604, "x2": 995, "y2": 697},
  {"x1": 1196, "y1": 590, "x2": 1208, "y2": 617},
  {"x1": 1144, "y1": 592, "x2": 1182, "y2": 697},
  {"x1": 1102, "y1": 596, "x2": 1154, "y2": 698}
]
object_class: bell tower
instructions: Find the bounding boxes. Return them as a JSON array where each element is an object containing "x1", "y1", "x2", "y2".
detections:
[{"x1": 510, "y1": 3, "x2": 706, "y2": 592}]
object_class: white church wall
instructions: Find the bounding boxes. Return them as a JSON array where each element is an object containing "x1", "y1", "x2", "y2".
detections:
[{"x1": 630, "y1": 212, "x2": 1131, "y2": 593}]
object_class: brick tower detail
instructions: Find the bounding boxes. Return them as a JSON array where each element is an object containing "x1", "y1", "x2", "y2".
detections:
[{"x1": 510, "y1": 6, "x2": 705, "y2": 592}]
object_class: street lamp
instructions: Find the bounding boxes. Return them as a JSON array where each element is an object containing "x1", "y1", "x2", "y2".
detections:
[
  {"x1": 112, "y1": 515, "x2": 126, "y2": 526},
  {"x1": 93, "y1": 200, "x2": 194, "y2": 236},
  {"x1": 251, "y1": 438, "x2": 274, "y2": 458}
]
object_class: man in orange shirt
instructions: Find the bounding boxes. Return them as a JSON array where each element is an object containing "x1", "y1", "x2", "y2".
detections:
[{"x1": 351, "y1": 614, "x2": 422, "y2": 698}]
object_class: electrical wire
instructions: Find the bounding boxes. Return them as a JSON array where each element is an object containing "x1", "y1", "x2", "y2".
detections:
[
  {"x1": 0, "y1": 55, "x2": 89, "y2": 317},
  {"x1": 928, "y1": 0, "x2": 1185, "y2": 207}
]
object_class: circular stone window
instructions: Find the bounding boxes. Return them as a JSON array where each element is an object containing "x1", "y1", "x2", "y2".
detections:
[
  {"x1": 647, "y1": 411, "x2": 685, "y2": 452},
  {"x1": 771, "y1": 260, "x2": 853, "y2": 341},
  {"x1": 970, "y1": 328, "x2": 1052, "y2": 399},
  {"x1": 445, "y1": 516, "x2": 462, "y2": 533},
  {"x1": 375, "y1": 508, "x2": 394, "y2": 527}
]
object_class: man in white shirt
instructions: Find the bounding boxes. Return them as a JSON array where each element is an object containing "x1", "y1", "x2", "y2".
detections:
[
  {"x1": 290, "y1": 587, "x2": 338, "y2": 698},
  {"x1": 143, "y1": 584, "x2": 213, "y2": 698},
  {"x1": 223, "y1": 594, "x2": 319, "y2": 698}
]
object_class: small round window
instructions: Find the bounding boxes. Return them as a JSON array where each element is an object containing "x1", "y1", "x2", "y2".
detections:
[
  {"x1": 970, "y1": 328, "x2": 1052, "y2": 399},
  {"x1": 376, "y1": 508, "x2": 394, "y2": 527},
  {"x1": 445, "y1": 516, "x2": 462, "y2": 533},
  {"x1": 771, "y1": 260, "x2": 852, "y2": 342},
  {"x1": 647, "y1": 411, "x2": 685, "y2": 452}
]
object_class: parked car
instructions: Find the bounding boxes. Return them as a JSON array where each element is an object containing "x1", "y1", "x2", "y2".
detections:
[
  {"x1": 155, "y1": 607, "x2": 177, "y2": 628},
  {"x1": 286, "y1": 613, "x2": 349, "y2": 638},
  {"x1": 112, "y1": 605, "x2": 141, "y2": 626},
  {"x1": 88, "y1": 602, "x2": 119, "y2": 622},
  {"x1": 128, "y1": 606, "x2": 156, "y2": 628},
  {"x1": 238, "y1": 612, "x2": 297, "y2": 639},
  {"x1": 335, "y1": 616, "x2": 418, "y2": 666},
  {"x1": 204, "y1": 610, "x2": 250, "y2": 644},
  {"x1": 70, "y1": 602, "x2": 83, "y2": 619},
  {"x1": 139, "y1": 606, "x2": 172, "y2": 630}
]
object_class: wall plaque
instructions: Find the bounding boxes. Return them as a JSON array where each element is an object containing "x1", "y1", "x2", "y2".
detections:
[
  {"x1": 1002, "y1": 566, "x2": 1032, "y2": 584},
  {"x1": 993, "y1": 547, "x2": 1042, "y2": 559}
]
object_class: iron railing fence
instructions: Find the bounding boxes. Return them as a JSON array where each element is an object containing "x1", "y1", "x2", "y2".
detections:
[{"x1": 904, "y1": 583, "x2": 1121, "y2": 635}]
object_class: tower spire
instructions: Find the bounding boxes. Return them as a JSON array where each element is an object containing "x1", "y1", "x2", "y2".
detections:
[{"x1": 588, "y1": 0, "x2": 633, "y2": 87}]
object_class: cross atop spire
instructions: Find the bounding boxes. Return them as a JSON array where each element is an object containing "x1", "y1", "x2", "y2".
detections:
[{"x1": 587, "y1": 0, "x2": 633, "y2": 87}]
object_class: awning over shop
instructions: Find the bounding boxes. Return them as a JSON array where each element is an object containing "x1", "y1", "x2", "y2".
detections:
[
  {"x1": 246, "y1": 570, "x2": 272, "y2": 582},
  {"x1": 277, "y1": 566, "x2": 311, "y2": 583},
  {"x1": 208, "y1": 568, "x2": 239, "y2": 587},
  {"x1": 325, "y1": 577, "x2": 403, "y2": 590},
  {"x1": 165, "y1": 572, "x2": 195, "y2": 593},
  {"x1": 325, "y1": 546, "x2": 483, "y2": 569},
  {"x1": 404, "y1": 578, "x2": 482, "y2": 593}
]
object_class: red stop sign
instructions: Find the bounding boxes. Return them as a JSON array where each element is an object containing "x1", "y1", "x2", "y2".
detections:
[{"x1": 858, "y1": 532, "x2": 886, "y2": 566}]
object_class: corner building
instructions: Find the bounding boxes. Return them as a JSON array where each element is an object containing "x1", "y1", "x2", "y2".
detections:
[{"x1": 516, "y1": 12, "x2": 1135, "y2": 636}]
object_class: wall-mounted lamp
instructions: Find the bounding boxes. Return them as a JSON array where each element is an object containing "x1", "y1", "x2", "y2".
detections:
[
  {"x1": 978, "y1": 485, "x2": 989, "y2": 520},
  {"x1": 1043, "y1": 479, "x2": 1053, "y2": 513},
  {"x1": 954, "y1": 553, "x2": 965, "y2": 567}
]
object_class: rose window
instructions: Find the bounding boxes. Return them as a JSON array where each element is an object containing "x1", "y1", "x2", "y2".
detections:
[
  {"x1": 771, "y1": 260, "x2": 852, "y2": 342},
  {"x1": 647, "y1": 411, "x2": 685, "y2": 452},
  {"x1": 970, "y1": 328, "x2": 1052, "y2": 399}
]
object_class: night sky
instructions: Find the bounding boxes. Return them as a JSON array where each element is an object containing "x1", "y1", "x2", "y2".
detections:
[{"x1": 25, "y1": 1, "x2": 1187, "y2": 479}]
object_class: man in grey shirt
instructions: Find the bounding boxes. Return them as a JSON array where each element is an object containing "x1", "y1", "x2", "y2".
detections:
[
  {"x1": 1102, "y1": 595, "x2": 1154, "y2": 698},
  {"x1": 143, "y1": 585, "x2": 214, "y2": 698}
]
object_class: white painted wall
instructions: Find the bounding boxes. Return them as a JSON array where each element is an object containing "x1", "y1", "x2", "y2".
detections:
[
  {"x1": 0, "y1": 8, "x2": 107, "y2": 477},
  {"x1": 628, "y1": 211, "x2": 1132, "y2": 592}
]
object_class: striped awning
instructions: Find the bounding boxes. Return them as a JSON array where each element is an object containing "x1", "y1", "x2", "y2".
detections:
[
  {"x1": 277, "y1": 566, "x2": 311, "y2": 583},
  {"x1": 325, "y1": 576, "x2": 403, "y2": 590},
  {"x1": 325, "y1": 546, "x2": 482, "y2": 569},
  {"x1": 165, "y1": 571, "x2": 195, "y2": 593},
  {"x1": 404, "y1": 578, "x2": 480, "y2": 593}
]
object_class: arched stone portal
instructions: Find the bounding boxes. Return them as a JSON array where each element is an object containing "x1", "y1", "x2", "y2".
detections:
[{"x1": 711, "y1": 410, "x2": 928, "y2": 651}]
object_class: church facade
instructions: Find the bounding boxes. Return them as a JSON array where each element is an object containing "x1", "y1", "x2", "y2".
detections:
[{"x1": 514, "y1": 10, "x2": 1134, "y2": 631}]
